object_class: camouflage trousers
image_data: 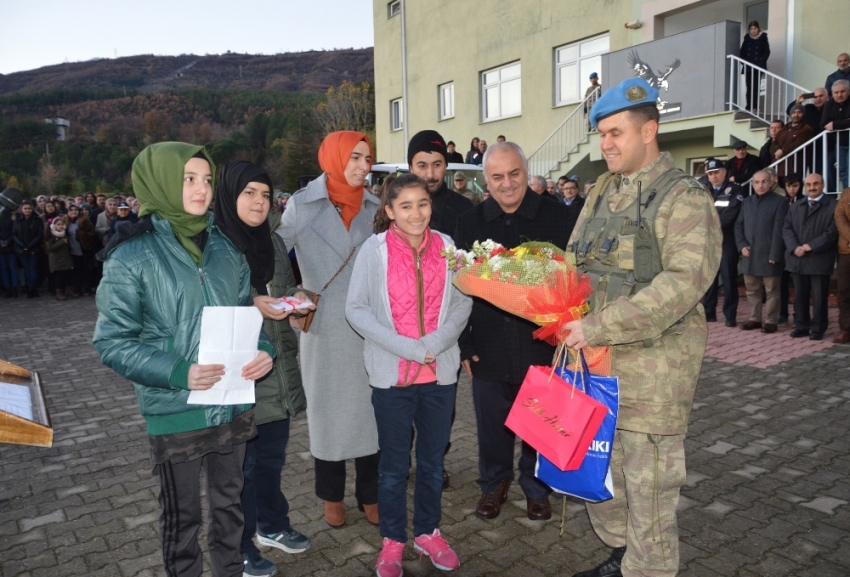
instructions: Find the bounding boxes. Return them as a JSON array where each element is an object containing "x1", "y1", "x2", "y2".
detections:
[{"x1": 586, "y1": 429, "x2": 686, "y2": 577}]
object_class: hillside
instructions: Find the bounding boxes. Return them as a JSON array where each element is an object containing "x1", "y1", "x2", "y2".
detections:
[{"x1": 0, "y1": 49, "x2": 374, "y2": 95}]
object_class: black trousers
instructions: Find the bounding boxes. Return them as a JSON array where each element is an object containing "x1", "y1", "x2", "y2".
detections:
[
  {"x1": 792, "y1": 273, "x2": 831, "y2": 335},
  {"x1": 745, "y1": 67, "x2": 760, "y2": 110},
  {"x1": 471, "y1": 378, "x2": 551, "y2": 499},
  {"x1": 156, "y1": 444, "x2": 246, "y2": 577},
  {"x1": 703, "y1": 240, "x2": 739, "y2": 322},
  {"x1": 314, "y1": 453, "x2": 380, "y2": 504}
]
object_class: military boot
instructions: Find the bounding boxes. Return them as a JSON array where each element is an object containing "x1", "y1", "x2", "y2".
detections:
[{"x1": 572, "y1": 547, "x2": 626, "y2": 577}]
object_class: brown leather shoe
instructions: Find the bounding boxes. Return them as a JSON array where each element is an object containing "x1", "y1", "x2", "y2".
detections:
[
  {"x1": 475, "y1": 478, "x2": 512, "y2": 519},
  {"x1": 833, "y1": 330, "x2": 850, "y2": 344},
  {"x1": 526, "y1": 497, "x2": 552, "y2": 520},
  {"x1": 358, "y1": 502, "x2": 379, "y2": 526},
  {"x1": 740, "y1": 320, "x2": 762, "y2": 330},
  {"x1": 324, "y1": 500, "x2": 346, "y2": 527},
  {"x1": 761, "y1": 323, "x2": 777, "y2": 333}
]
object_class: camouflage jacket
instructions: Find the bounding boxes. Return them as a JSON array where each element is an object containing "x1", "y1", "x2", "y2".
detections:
[{"x1": 570, "y1": 152, "x2": 722, "y2": 434}]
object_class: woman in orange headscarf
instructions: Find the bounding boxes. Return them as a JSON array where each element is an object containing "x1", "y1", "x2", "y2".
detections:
[{"x1": 278, "y1": 131, "x2": 382, "y2": 528}]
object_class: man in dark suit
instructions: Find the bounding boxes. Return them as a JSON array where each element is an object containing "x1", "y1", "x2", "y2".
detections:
[
  {"x1": 702, "y1": 158, "x2": 746, "y2": 326},
  {"x1": 726, "y1": 140, "x2": 763, "y2": 184},
  {"x1": 455, "y1": 141, "x2": 570, "y2": 523},
  {"x1": 783, "y1": 173, "x2": 839, "y2": 340},
  {"x1": 560, "y1": 178, "x2": 585, "y2": 239}
]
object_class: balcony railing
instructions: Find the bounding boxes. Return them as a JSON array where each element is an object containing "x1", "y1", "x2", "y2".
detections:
[
  {"x1": 727, "y1": 55, "x2": 809, "y2": 125},
  {"x1": 527, "y1": 87, "x2": 600, "y2": 178}
]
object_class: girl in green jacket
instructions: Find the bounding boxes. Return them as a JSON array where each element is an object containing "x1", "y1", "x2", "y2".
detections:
[{"x1": 93, "y1": 142, "x2": 274, "y2": 577}]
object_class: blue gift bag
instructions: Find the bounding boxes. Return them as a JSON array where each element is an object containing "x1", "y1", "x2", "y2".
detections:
[{"x1": 535, "y1": 352, "x2": 619, "y2": 502}]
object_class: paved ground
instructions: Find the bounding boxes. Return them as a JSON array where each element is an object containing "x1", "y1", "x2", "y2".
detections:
[{"x1": 1, "y1": 295, "x2": 849, "y2": 577}]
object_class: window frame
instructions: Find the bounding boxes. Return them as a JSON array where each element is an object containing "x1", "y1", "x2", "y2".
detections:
[
  {"x1": 480, "y1": 61, "x2": 522, "y2": 123},
  {"x1": 390, "y1": 98, "x2": 403, "y2": 132},
  {"x1": 554, "y1": 34, "x2": 609, "y2": 107},
  {"x1": 387, "y1": 0, "x2": 401, "y2": 18},
  {"x1": 439, "y1": 82, "x2": 455, "y2": 121}
]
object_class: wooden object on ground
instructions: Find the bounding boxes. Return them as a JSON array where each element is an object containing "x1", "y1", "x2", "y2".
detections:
[{"x1": 0, "y1": 359, "x2": 53, "y2": 447}]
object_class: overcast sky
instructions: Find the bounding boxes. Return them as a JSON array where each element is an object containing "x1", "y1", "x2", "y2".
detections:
[{"x1": 1, "y1": 0, "x2": 375, "y2": 75}]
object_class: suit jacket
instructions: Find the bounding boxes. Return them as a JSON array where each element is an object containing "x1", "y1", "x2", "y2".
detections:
[
  {"x1": 735, "y1": 191, "x2": 788, "y2": 277},
  {"x1": 454, "y1": 189, "x2": 570, "y2": 383},
  {"x1": 277, "y1": 174, "x2": 379, "y2": 461},
  {"x1": 783, "y1": 195, "x2": 839, "y2": 275},
  {"x1": 725, "y1": 153, "x2": 762, "y2": 184},
  {"x1": 563, "y1": 195, "x2": 585, "y2": 240}
]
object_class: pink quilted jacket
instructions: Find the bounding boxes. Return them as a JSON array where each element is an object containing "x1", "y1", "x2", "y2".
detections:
[{"x1": 386, "y1": 224, "x2": 446, "y2": 385}]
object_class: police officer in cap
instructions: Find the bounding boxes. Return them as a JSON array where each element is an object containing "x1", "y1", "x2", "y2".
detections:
[
  {"x1": 564, "y1": 78, "x2": 722, "y2": 577},
  {"x1": 702, "y1": 157, "x2": 747, "y2": 326}
]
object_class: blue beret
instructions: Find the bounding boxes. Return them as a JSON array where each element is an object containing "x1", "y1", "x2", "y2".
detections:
[{"x1": 589, "y1": 78, "x2": 659, "y2": 129}]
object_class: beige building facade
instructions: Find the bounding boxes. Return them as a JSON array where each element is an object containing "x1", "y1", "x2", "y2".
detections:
[{"x1": 373, "y1": 0, "x2": 848, "y2": 182}]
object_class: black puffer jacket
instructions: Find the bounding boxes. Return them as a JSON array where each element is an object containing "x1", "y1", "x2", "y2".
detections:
[{"x1": 12, "y1": 213, "x2": 43, "y2": 255}]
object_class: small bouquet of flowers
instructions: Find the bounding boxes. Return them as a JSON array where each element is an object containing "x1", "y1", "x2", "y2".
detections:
[{"x1": 443, "y1": 240, "x2": 610, "y2": 374}]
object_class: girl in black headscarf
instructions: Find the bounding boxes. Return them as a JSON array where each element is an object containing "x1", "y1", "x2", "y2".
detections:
[{"x1": 214, "y1": 161, "x2": 315, "y2": 575}]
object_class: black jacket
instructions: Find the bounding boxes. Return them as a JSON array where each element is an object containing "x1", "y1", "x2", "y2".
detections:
[
  {"x1": 454, "y1": 189, "x2": 570, "y2": 383},
  {"x1": 783, "y1": 195, "x2": 839, "y2": 276},
  {"x1": 725, "y1": 153, "x2": 762, "y2": 184},
  {"x1": 446, "y1": 151, "x2": 464, "y2": 164},
  {"x1": 740, "y1": 33, "x2": 770, "y2": 68},
  {"x1": 12, "y1": 214, "x2": 43, "y2": 255},
  {"x1": 759, "y1": 138, "x2": 776, "y2": 168},
  {"x1": 707, "y1": 179, "x2": 746, "y2": 237},
  {"x1": 465, "y1": 149, "x2": 481, "y2": 165},
  {"x1": 429, "y1": 182, "x2": 474, "y2": 236},
  {"x1": 821, "y1": 97, "x2": 850, "y2": 147},
  {"x1": 563, "y1": 195, "x2": 585, "y2": 240},
  {"x1": 825, "y1": 68, "x2": 850, "y2": 95},
  {"x1": 0, "y1": 214, "x2": 14, "y2": 254}
]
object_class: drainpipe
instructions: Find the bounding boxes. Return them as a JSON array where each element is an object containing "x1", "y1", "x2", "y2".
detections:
[{"x1": 401, "y1": 0, "x2": 409, "y2": 150}]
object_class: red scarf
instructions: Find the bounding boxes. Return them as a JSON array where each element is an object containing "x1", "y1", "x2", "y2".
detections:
[{"x1": 318, "y1": 131, "x2": 372, "y2": 230}]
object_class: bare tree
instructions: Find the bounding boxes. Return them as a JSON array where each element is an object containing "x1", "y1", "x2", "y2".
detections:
[{"x1": 314, "y1": 81, "x2": 375, "y2": 135}]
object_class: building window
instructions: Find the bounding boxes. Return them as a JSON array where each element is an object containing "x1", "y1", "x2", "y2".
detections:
[
  {"x1": 439, "y1": 82, "x2": 454, "y2": 120},
  {"x1": 555, "y1": 34, "x2": 609, "y2": 106},
  {"x1": 388, "y1": 0, "x2": 401, "y2": 18},
  {"x1": 390, "y1": 98, "x2": 403, "y2": 131},
  {"x1": 482, "y1": 61, "x2": 521, "y2": 122}
]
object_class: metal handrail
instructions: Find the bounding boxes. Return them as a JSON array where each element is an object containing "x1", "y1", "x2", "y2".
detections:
[
  {"x1": 527, "y1": 87, "x2": 600, "y2": 178},
  {"x1": 741, "y1": 128, "x2": 850, "y2": 194},
  {"x1": 726, "y1": 55, "x2": 810, "y2": 126}
]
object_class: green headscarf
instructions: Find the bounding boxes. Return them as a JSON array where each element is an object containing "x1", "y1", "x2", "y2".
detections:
[{"x1": 132, "y1": 142, "x2": 216, "y2": 264}]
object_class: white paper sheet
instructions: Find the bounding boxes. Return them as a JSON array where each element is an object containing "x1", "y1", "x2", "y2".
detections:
[
  {"x1": 187, "y1": 306, "x2": 264, "y2": 405},
  {"x1": 0, "y1": 382, "x2": 33, "y2": 421}
]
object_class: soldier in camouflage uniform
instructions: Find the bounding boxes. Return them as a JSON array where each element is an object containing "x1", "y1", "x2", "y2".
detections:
[{"x1": 564, "y1": 78, "x2": 722, "y2": 577}]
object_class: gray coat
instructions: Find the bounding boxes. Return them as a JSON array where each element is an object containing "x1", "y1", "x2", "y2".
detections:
[
  {"x1": 735, "y1": 192, "x2": 788, "y2": 277},
  {"x1": 345, "y1": 231, "x2": 472, "y2": 389},
  {"x1": 783, "y1": 195, "x2": 839, "y2": 276},
  {"x1": 277, "y1": 175, "x2": 380, "y2": 461}
]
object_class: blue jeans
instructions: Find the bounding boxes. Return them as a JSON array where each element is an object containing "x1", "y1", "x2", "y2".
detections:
[
  {"x1": 827, "y1": 145, "x2": 849, "y2": 191},
  {"x1": 372, "y1": 382, "x2": 456, "y2": 543},
  {"x1": 240, "y1": 419, "x2": 291, "y2": 555},
  {"x1": 0, "y1": 252, "x2": 18, "y2": 289},
  {"x1": 16, "y1": 253, "x2": 39, "y2": 289}
]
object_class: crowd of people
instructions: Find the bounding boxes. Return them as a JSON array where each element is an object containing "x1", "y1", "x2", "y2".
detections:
[{"x1": 2, "y1": 65, "x2": 849, "y2": 577}]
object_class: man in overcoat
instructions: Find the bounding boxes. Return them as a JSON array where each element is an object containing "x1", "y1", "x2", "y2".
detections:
[
  {"x1": 735, "y1": 170, "x2": 789, "y2": 333},
  {"x1": 783, "y1": 173, "x2": 839, "y2": 339}
]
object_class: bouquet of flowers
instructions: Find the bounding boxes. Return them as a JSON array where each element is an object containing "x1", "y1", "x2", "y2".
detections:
[{"x1": 443, "y1": 240, "x2": 610, "y2": 374}]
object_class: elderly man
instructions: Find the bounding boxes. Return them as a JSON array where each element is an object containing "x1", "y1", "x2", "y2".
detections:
[
  {"x1": 772, "y1": 104, "x2": 815, "y2": 176},
  {"x1": 407, "y1": 130, "x2": 473, "y2": 235},
  {"x1": 783, "y1": 174, "x2": 839, "y2": 340},
  {"x1": 564, "y1": 78, "x2": 721, "y2": 577},
  {"x1": 822, "y1": 79, "x2": 850, "y2": 191},
  {"x1": 95, "y1": 197, "x2": 118, "y2": 246},
  {"x1": 825, "y1": 52, "x2": 850, "y2": 95},
  {"x1": 702, "y1": 158, "x2": 747, "y2": 326},
  {"x1": 530, "y1": 175, "x2": 559, "y2": 202},
  {"x1": 735, "y1": 170, "x2": 788, "y2": 333},
  {"x1": 726, "y1": 140, "x2": 762, "y2": 184},
  {"x1": 835, "y1": 183, "x2": 850, "y2": 344},
  {"x1": 471, "y1": 139, "x2": 488, "y2": 166},
  {"x1": 546, "y1": 179, "x2": 558, "y2": 195},
  {"x1": 455, "y1": 142, "x2": 570, "y2": 524}
]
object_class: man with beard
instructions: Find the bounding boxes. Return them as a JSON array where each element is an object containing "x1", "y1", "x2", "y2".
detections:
[
  {"x1": 407, "y1": 130, "x2": 473, "y2": 236},
  {"x1": 787, "y1": 87, "x2": 829, "y2": 134},
  {"x1": 771, "y1": 104, "x2": 815, "y2": 177}
]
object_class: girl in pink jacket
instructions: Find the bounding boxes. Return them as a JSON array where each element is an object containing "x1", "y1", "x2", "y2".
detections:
[{"x1": 346, "y1": 174, "x2": 472, "y2": 577}]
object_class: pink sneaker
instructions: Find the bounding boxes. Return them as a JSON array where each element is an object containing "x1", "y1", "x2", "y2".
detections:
[
  {"x1": 413, "y1": 529, "x2": 460, "y2": 571},
  {"x1": 376, "y1": 537, "x2": 405, "y2": 577}
]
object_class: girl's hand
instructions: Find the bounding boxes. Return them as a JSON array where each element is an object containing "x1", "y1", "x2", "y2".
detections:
[
  {"x1": 241, "y1": 351, "x2": 273, "y2": 381},
  {"x1": 188, "y1": 363, "x2": 225, "y2": 390},
  {"x1": 254, "y1": 295, "x2": 291, "y2": 321},
  {"x1": 292, "y1": 291, "x2": 316, "y2": 311},
  {"x1": 424, "y1": 354, "x2": 436, "y2": 363}
]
